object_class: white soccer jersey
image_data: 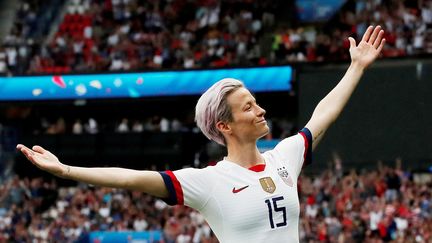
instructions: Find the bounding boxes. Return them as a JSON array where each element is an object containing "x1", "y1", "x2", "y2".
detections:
[{"x1": 159, "y1": 128, "x2": 312, "y2": 243}]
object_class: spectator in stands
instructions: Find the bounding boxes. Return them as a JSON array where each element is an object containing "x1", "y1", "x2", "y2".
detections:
[
  {"x1": 116, "y1": 118, "x2": 130, "y2": 133},
  {"x1": 72, "y1": 119, "x2": 83, "y2": 134},
  {"x1": 0, "y1": 48, "x2": 7, "y2": 73},
  {"x1": 131, "y1": 120, "x2": 144, "y2": 133},
  {"x1": 84, "y1": 118, "x2": 98, "y2": 134}
]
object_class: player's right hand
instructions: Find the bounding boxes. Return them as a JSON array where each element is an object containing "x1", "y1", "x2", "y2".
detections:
[{"x1": 16, "y1": 144, "x2": 67, "y2": 178}]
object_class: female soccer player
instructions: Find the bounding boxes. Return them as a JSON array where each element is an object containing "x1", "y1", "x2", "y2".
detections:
[{"x1": 17, "y1": 25, "x2": 385, "y2": 243}]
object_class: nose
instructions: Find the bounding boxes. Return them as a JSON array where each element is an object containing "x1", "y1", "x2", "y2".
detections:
[{"x1": 256, "y1": 105, "x2": 266, "y2": 117}]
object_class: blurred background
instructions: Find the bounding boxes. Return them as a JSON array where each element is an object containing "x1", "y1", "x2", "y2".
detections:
[{"x1": 0, "y1": 0, "x2": 431, "y2": 242}]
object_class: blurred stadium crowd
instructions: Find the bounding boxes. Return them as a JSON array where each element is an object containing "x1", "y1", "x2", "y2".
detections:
[
  {"x1": 0, "y1": 0, "x2": 431, "y2": 75},
  {"x1": 0, "y1": 160, "x2": 431, "y2": 242}
]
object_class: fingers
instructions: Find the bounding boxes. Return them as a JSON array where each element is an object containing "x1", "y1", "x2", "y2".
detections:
[
  {"x1": 21, "y1": 148, "x2": 34, "y2": 159},
  {"x1": 368, "y1": 26, "x2": 382, "y2": 46},
  {"x1": 357, "y1": 25, "x2": 386, "y2": 52},
  {"x1": 17, "y1": 144, "x2": 32, "y2": 154},
  {"x1": 17, "y1": 145, "x2": 36, "y2": 163},
  {"x1": 348, "y1": 37, "x2": 356, "y2": 50},
  {"x1": 361, "y1": 26, "x2": 374, "y2": 43},
  {"x1": 17, "y1": 144, "x2": 46, "y2": 154},
  {"x1": 373, "y1": 30, "x2": 385, "y2": 49},
  {"x1": 32, "y1": 145, "x2": 46, "y2": 154},
  {"x1": 377, "y1": 38, "x2": 386, "y2": 53}
]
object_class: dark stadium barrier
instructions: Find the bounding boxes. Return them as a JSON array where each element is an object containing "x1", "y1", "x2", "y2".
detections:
[
  {"x1": 298, "y1": 58, "x2": 432, "y2": 172},
  {"x1": 14, "y1": 132, "x2": 208, "y2": 177}
]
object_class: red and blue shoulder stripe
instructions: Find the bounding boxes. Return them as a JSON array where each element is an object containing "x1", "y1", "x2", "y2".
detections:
[
  {"x1": 299, "y1": 127, "x2": 312, "y2": 167},
  {"x1": 159, "y1": 171, "x2": 184, "y2": 205}
]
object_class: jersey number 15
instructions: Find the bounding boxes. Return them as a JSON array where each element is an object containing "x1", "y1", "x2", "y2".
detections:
[{"x1": 265, "y1": 196, "x2": 287, "y2": 229}]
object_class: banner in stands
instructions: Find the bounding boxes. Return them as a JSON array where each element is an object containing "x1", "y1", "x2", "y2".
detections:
[
  {"x1": 84, "y1": 231, "x2": 162, "y2": 243},
  {"x1": 296, "y1": 0, "x2": 346, "y2": 22},
  {"x1": 0, "y1": 66, "x2": 292, "y2": 101}
]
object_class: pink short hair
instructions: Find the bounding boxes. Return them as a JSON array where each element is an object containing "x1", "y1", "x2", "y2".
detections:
[{"x1": 195, "y1": 78, "x2": 244, "y2": 146}]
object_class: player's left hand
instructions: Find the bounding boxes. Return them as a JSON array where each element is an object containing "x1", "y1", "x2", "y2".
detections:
[{"x1": 349, "y1": 25, "x2": 385, "y2": 68}]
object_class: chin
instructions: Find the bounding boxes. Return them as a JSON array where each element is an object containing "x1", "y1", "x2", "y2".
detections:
[{"x1": 258, "y1": 127, "x2": 270, "y2": 139}]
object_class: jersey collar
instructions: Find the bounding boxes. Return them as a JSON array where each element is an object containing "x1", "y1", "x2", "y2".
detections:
[
  {"x1": 222, "y1": 157, "x2": 267, "y2": 172},
  {"x1": 248, "y1": 164, "x2": 266, "y2": 172}
]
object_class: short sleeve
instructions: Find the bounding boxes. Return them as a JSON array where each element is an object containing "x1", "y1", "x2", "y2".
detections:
[
  {"x1": 159, "y1": 167, "x2": 214, "y2": 210},
  {"x1": 267, "y1": 128, "x2": 312, "y2": 177}
]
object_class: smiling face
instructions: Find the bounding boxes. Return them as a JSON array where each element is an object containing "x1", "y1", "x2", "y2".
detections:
[{"x1": 217, "y1": 87, "x2": 269, "y2": 144}]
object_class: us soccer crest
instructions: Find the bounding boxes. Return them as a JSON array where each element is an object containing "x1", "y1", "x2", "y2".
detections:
[
  {"x1": 259, "y1": 177, "x2": 276, "y2": 194},
  {"x1": 277, "y1": 167, "x2": 294, "y2": 187}
]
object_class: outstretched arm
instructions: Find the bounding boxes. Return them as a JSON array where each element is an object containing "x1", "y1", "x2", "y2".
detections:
[
  {"x1": 16, "y1": 144, "x2": 169, "y2": 198},
  {"x1": 305, "y1": 25, "x2": 385, "y2": 151}
]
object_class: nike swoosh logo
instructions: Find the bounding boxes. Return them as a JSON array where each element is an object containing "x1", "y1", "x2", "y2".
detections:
[{"x1": 232, "y1": 185, "x2": 249, "y2": 193}]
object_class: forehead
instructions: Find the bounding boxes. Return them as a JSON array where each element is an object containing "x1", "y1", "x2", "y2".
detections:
[{"x1": 227, "y1": 87, "x2": 254, "y2": 110}]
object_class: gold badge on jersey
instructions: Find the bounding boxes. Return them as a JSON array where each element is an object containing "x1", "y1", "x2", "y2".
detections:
[{"x1": 259, "y1": 177, "x2": 276, "y2": 194}]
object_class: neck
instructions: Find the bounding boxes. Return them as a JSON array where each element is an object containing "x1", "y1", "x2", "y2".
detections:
[{"x1": 225, "y1": 140, "x2": 264, "y2": 168}]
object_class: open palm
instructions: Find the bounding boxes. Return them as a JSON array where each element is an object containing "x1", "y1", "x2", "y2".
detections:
[
  {"x1": 349, "y1": 25, "x2": 385, "y2": 68},
  {"x1": 16, "y1": 144, "x2": 66, "y2": 177}
]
